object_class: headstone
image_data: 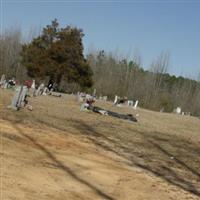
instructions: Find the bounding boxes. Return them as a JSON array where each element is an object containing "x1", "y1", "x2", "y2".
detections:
[
  {"x1": 35, "y1": 83, "x2": 45, "y2": 96},
  {"x1": 103, "y1": 96, "x2": 107, "y2": 101},
  {"x1": 93, "y1": 89, "x2": 96, "y2": 97},
  {"x1": 18, "y1": 86, "x2": 28, "y2": 107},
  {"x1": 42, "y1": 87, "x2": 48, "y2": 95},
  {"x1": 176, "y1": 107, "x2": 181, "y2": 114},
  {"x1": 8, "y1": 86, "x2": 28, "y2": 110},
  {"x1": 77, "y1": 92, "x2": 85, "y2": 102},
  {"x1": 31, "y1": 80, "x2": 35, "y2": 89},
  {"x1": 86, "y1": 94, "x2": 91, "y2": 100},
  {"x1": 0, "y1": 74, "x2": 6, "y2": 85},
  {"x1": 80, "y1": 103, "x2": 89, "y2": 111},
  {"x1": 10, "y1": 86, "x2": 23, "y2": 110},
  {"x1": 0, "y1": 74, "x2": 7, "y2": 88},
  {"x1": 76, "y1": 92, "x2": 80, "y2": 101},
  {"x1": 32, "y1": 88, "x2": 37, "y2": 97},
  {"x1": 186, "y1": 112, "x2": 191, "y2": 116},
  {"x1": 133, "y1": 100, "x2": 139, "y2": 110},
  {"x1": 160, "y1": 107, "x2": 164, "y2": 112},
  {"x1": 3, "y1": 82, "x2": 8, "y2": 89},
  {"x1": 127, "y1": 100, "x2": 133, "y2": 107},
  {"x1": 99, "y1": 96, "x2": 103, "y2": 100},
  {"x1": 114, "y1": 95, "x2": 118, "y2": 105}
]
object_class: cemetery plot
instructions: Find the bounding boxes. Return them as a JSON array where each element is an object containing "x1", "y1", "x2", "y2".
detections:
[{"x1": 0, "y1": 89, "x2": 200, "y2": 200}]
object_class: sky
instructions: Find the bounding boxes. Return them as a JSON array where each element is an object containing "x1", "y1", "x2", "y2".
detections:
[{"x1": 1, "y1": 0, "x2": 200, "y2": 78}]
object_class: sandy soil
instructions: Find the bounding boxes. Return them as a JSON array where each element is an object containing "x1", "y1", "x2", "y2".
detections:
[{"x1": 0, "y1": 89, "x2": 200, "y2": 200}]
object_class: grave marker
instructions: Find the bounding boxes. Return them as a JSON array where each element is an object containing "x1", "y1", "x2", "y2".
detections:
[
  {"x1": 176, "y1": 107, "x2": 181, "y2": 114},
  {"x1": 35, "y1": 83, "x2": 45, "y2": 96},
  {"x1": 133, "y1": 100, "x2": 139, "y2": 110},
  {"x1": 31, "y1": 80, "x2": 36, "y2": 89},
  {"x1": 114, "y1": 95, "x2": 118, "y2": 105},
  {"x1": 93, "y1": 88, "x2": 96, "y2": 97},
  {"x1": 103, "y1": 96, "x2": 107, "y2": 101},
  {"x1": 0, "y1": 74, "x2": 6, "y2": 85},
  {"x1": 8, "y1": 86, "x2": 28, "y2": 110},
  {"x1": 42, "y1": 87, "x2": 48, "y2": 95},
  {"x1": 127, "y1": 100, "x2": 134, "y2": 107},
  {"x1": 0, "y1": 74, "x2": 7, "y2": 88}
]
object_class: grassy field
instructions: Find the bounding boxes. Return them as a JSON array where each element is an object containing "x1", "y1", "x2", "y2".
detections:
[{"x1": 0, "y1": 88, "x2": 200, "y2": 200}]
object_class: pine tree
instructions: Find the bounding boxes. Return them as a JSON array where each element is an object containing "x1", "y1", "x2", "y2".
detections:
[{"x1": 21, "y1": 19, "x2": 93, "y2": 88}]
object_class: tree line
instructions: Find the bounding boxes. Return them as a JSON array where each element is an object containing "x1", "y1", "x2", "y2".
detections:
[
  {"x1": 0, "y1": 19, "x2": 199, "y2": 116},
  {"x1": 87, "y1": 51, "x2": 200, "y2": 115}
]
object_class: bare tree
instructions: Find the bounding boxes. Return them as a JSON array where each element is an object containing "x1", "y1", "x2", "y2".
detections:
[{"x1": 0, "y1": 26, "x2": 25, "y2": 81}]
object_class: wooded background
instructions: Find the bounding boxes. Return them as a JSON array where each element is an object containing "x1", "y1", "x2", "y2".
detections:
[{"x1": 0, "y1": 24, "x2": 200, "y2": 116}]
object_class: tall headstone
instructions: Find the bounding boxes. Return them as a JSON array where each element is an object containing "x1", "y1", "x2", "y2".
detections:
[
  {"x1": 10, "y1": 86, "x2": 23, "y2": 110},
  {"x1": 76, "y1": 92, "x2": 80, "y2": 101},
  {"x1": 35, "y1": 83, "x2": 45, "y2": 96},
  {"x1": 18, "y1": 86, "x2": 28, "y2": 107},
  {"x1": 9, "y1": 86, "x2": 28, "y2": 110},
  {"x1": 31, "y1": 80, "x2": 36, "y2": 89},
  {"x1": 77, "y1": 92, "x2": 86, "y2": 102},
  {"x1": 114, "y1": 95, "x2": 118, "y2": 105},
  {"x1": 0, "y1": 74, "x2": 5, "y2": 84},
  {"x1": 0, "y1": 74, "x2": 6, "y2": 88},
  {"x1": 93, "y1": 88, "x2": 96, "y2": 97},
  {"x1": 3, "y1": 82, "x2": 8, "y2": 89},
  {"x1": 133, "y1": 100, "x2": 139, "y2": 110}
]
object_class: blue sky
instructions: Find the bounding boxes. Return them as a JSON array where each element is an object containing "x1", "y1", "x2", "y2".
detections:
[{"x1": 1, "y1": 0, "x2": 200, "y2": 78}]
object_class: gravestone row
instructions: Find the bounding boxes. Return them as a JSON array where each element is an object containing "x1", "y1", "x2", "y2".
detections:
[
  {"x1": 0, "y1": 74, "x2": 16, "y2": 89},
  {"x1": 114, "y1": 95, "x2": 139, "y2": 109}
]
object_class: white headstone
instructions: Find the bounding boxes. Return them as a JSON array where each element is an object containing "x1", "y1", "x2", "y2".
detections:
[
  {"x1": 114, "y1": 95, "x2": 118, "y2": 104},
  {"x1": 127, "y1": 100, "x2": 133, "y2": 107},
  {"x1": 3, "y1": 82, "x2": 8, "y2": 89},
  {"x1": 103, "y1": 96, "x2": 107, "y2": 101},
  {"x1": 133, "y1": 100, "x2": 139, "y2": 110},
  {"x1": 10, "y1": 86, "x2": 23, "y2": 110},
  {"x1": 9, "y1": 86, "x2": 28, "y2": 110},
  {"x1": 77, "y1": 92, "x2": 84, "y2": 102},
  {"x1": 42, "y1": 87, "x2": 48, "y2": 95},
  {"x1": 80, "y1": 103, "x2": 89, "y2": 111},
  {"x1": 31, "y1": 80, "x2": 36, "y2": 89},
  {"x1": 0, "y1": 74, "x2": 6, "y2": 85},
  {"x1": 17, "y1": 86, "x2": 28, "y2": 107},
  {"x1": 35, "y1": 83, "x2": 45, "y2": 96},
  {"x1": 176, "y1": 107, "x2": 181, "y2": 114},
  {"x1": 86, "y1": 94, "x2": 91, "y2": 100},
  {"x1": 93, "y1": 89, "x2": 96, "y2": 97}
]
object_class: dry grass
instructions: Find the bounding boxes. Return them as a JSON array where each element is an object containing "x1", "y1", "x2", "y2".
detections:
[{"x1": 1, "y1": 88, "x2": 200, "y2": 198}]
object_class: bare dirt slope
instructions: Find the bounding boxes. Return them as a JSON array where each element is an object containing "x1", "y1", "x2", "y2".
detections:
[{"x1": 0, "y1": 89, "x2": 200, "y2": 200}]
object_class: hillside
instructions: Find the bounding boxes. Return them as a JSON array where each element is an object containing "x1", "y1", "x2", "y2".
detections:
[{"x1": 0, "y1": 89, "x2": 200, "y2": 200}]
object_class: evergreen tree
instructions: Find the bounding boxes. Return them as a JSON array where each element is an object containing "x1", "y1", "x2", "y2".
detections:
[{"x1": 21, "y1": 19, "x2": 93, "y2": 88}]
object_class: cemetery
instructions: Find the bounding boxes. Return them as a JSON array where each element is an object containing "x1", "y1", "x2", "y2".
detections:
[
  {"x1": 0, "y1": 83, "x2": 200, "y2": 200},
  {"x1": 0, "y1": 12, "x2": 200, "y2": 200}
]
